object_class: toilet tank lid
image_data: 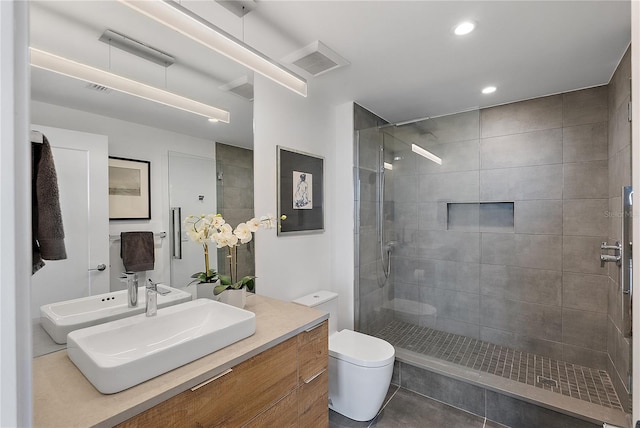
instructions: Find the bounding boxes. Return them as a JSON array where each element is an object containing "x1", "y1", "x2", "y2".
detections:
[{"x1": 292, "y1": 290, "x2": 338, "y2": 308}]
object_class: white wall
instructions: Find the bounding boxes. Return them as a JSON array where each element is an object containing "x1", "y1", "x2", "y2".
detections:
[
  {"x1": 253, "y1": 75, "x2": 355, "y2": 330},
  {"x1": 31, "y1": 101, "x2": 216, "y2": 290},
  {"x1": 0, "y1": 2, "x2": 31, "y2": 426}
]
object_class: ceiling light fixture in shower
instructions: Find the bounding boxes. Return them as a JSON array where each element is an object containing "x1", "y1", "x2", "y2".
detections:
[
  {"x1": 482, "y1": 86, "x2": 497, "y2": 94},
  {"x1": 454, "y1": 21, "x2": 476, "y2": 36},
  {"x1": 412, "y1": 144, "x2": 442, "y2": 165},
  {"x1": 383, "y1": 162, "x2": 393, "y2": 170}
]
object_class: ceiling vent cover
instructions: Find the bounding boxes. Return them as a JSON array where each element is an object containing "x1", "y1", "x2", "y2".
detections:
[
  {"x1": 283, "y1": 41, "x2": 349, "y2": 78},
  {"x1": 85, "y1": 83, "x2": 112, "y2": 94},
  {"x1": 220, "y1": 76, "x2": 254, "y2": 101}
]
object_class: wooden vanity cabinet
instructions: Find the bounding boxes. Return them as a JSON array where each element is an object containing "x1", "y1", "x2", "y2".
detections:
[{"x1": 117, "y1": 320, "x2": 328, "y2": 428}]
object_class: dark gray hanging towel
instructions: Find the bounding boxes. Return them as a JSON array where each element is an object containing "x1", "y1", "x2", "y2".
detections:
[
  {"x1": 120, "y1": 231, "x2": 155, "y2": 272},
  {"x1": 32, "y1": 134, "x2": 67, "y2": 274}
]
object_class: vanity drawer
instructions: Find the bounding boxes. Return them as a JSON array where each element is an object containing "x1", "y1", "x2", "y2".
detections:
[
  {"x1": 297, "y1": 320, "x2": 328, "y2": 384},
  {"x1": 298, "y1": 369, "x2": 328, "y2": 427},
  {"x1": 242, "y1": 389, "x2": 298, "y2": 428},
  {"x1": 117, "y1": 337, "x2": 298, "y2": 427}
]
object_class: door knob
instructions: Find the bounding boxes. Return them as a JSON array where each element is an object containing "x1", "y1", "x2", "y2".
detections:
[{"x1": 88, "y1": 264, "x2": 107, "y2": 272}]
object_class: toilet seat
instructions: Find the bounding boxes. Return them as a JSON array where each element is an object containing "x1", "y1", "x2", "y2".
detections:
[{"x1": 329, "y1": 329, "x2": 395, "y2": 368}]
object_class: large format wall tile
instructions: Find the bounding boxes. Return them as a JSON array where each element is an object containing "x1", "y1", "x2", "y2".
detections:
[
  {"x1": 418, "y1": 202, "x2": 447, "y2": 231},
  {"x1": 562, "y1": 199, "x2": 608, "y2": 236},
  {"x1": 563, "y1": 86, "x2": 608, "y2": 127},
  {"x1": 608, "y1": 46, "x2": 631, "y2": 115},
  {"x1": 563, "y1": 235, "x2": 608, "y2": 275},
  {"x1": 417, "y1": 139, "x2": 479, "y2": 174},
  {"x1": 563, "y1": 161, "x2": 608, "y2": 199},
  {"x1": 562, "y1": 273, "x2": 608, "y2": 313},
  {"x1": 480, "y1": 295, "x2": 562, "y2": 342},
  {"x1": 394, "y1": 110, "x2": 480, "y2": 145},
  {"x1": 563, "y1": 122, "x2": 608, "y2": 163},
  {"x1": 562, "y1": 343, "x2": 607, "y2": 370},
  {"x1": 514, "y1": 200, "x2": 562, "y2": 235},
  {"x1": 479, "y1": 264, "x2": 561, "y2": 306},
  {"x1": 562, "y1": 308, "x2": 607, "y2": 351},
  {"x1": 413, "y1": 230, "x2": 481, "y2": 263},
  {"x1": 486, "y1": 391, "x2": 598, "y2": 428},
  {"x1": 480, "y1": 128, "x2": 562, "y2": 169},
  {"x1": 400, "y1": 363, "x2": 486, "y2": 417},
  {"x1": 481, "y1": 233, "x2": 562, "y2": 271},
  {"x1": 480, "y1": 94, "x2": 562, "y2": 138},
  {"x1": 393, "y1": 174, "x2": 418, "y2": 203},
  {"x1": 422, "y1": 259, "x2": 480, "y2": 293},
  {"x1": 418, "y1": 171, "x2": 479, "y2": 202},
  {"x1": 479, "y1": 327, "x2": 563, "y2": 361},
  {"x1": 480, "y1": 164, "x2": 563, "y2": 201}
]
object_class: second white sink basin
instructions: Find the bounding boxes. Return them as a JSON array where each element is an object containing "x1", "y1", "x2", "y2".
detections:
[
  {"x1": 67, "y1": 299, "x2": 256, "y2": 394},
  {"x1": 40, "y1": 284, "x2": 192, "y2": 344}
]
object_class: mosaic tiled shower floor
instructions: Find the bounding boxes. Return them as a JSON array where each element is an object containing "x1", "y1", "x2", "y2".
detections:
[{"x1": 376, "y1": 320, "x2": 623, "y2": 411}]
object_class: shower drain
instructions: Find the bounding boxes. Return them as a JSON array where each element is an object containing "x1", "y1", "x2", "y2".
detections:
[{"x1": 536, "y1": 376, "x2": 558, "y2": 388}]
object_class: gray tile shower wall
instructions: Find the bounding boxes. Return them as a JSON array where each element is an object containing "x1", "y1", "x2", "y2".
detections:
[
  {"x1": 606, "y1": 46, "x2": 632, "y2": 410},
  {"x1": 215, "y1": 143, "x2": 255, "y2": 279},
  {"x1": 383, "y1": 84, "x2": 613, "y2": 373}
]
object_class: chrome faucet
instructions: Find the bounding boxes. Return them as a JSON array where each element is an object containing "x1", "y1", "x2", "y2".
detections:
[
  {"x1": 146, "y1": 279, "x2": 158, "y2": 317},
  {"x1": 120, "y1": 272, "x2": 138, "y2": 308}
]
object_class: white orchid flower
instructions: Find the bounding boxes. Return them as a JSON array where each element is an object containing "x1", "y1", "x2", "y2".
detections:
[
  {"x1": 246, "y1": 218, "x2": 260, "y2": 232},
  {"x1": 234, "y1": 223, "x2": 253, "y2": 244},
  {"x1": 211, "y1": 215, "x2": 226, "y2": 229}
]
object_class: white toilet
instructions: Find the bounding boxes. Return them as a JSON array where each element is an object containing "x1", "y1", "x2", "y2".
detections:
[{"x1": 293, "y1": 290, "x2": 395, "y2": 422}]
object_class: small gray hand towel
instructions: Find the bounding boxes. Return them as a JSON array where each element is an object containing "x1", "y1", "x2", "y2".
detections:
[
  {"x1": 32, "y1": 134, "x2": 67, "y2": 274},
  {"x1": 120, "y1": 231, "x2": 155, "y2": 272}
]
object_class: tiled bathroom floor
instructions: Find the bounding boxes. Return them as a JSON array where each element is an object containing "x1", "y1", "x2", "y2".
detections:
[
  {"x1": 376, "y1": 320, "x2": 623, "y2": 411},
  {"x1": 329, "y1": 385, "x2": 508, "y2": 428}
]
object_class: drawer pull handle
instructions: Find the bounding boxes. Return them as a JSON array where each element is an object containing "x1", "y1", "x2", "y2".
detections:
[
  {"x1": 303, "y1": 368, "x2": 326, "y2": 384},
  {"x1": 191, "y1": 369, "x2": 233, "y2": 391},
  {"x1": 305, "y1": 322, "x2": 324, "y2": 333}
]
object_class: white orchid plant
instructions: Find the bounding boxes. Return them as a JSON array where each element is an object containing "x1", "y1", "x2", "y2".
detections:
[{"x1": 184, "y1": 213, "x2": 280, "y2": 295}]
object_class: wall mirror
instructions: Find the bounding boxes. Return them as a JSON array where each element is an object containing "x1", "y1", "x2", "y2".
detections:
[{"x1": 29, "y1": 0, "x2": 255, "y2": 356}]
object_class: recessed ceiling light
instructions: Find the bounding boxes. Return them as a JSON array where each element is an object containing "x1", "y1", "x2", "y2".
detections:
[
  {"x1": 208, "y1": 118, "x2": 219, "y2": 123},
  {"x1": 482, "y1": 86, "x2": 497, "y2": 94},
  {"x1": 454, "y1": 21, "x2": 475, "y2": 36}
]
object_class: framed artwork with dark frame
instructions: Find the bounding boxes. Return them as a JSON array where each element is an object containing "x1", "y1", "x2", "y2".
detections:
[
  {"x1": 277, "y1": 146, "x2": 324, "y2": 235},
  {"x1": 108, "y1": 156, "x2": 151, "y2": 220}
]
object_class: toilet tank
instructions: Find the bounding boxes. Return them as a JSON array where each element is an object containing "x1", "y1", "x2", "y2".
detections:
[{"x1": 292, "y1": 290, "x2": 339, "y2": 334}]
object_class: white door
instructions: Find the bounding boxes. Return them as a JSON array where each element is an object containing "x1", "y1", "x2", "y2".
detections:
[
  {"x1": 30, "y1": 125, "x2": 109, "y2": 317},
  {"x1": 168, "y1": 151, "x2": 216, "y2": 289}
]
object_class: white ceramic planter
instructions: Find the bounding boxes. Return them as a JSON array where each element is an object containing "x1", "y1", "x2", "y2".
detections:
[{"x1": 219, "y1": 288, "x2": 247, "y2": 308}]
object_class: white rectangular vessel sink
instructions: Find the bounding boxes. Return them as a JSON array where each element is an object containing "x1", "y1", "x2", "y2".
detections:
[
  {"x1": 40, "y1": 284, "x2": 192, "y2": 344},
  {"x1": 67, "y1": 299, "x2": 256, "y2": 394}
]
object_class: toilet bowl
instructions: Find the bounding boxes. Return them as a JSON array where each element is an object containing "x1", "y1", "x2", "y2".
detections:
[{"x1": 293, "y1": 290, "x2": 395, "y2": 422}]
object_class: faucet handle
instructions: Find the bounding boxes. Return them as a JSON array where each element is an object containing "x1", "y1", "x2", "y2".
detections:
[{"x1": 147, "y1": 278, "x2": 157, "y2": 290}]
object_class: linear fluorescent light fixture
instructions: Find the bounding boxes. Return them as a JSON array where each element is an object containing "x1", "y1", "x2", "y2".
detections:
[
  {"x1": 411, "y1": 144, "x2": 442, "y2": 165},
  {"x1": 383, "y1": 162, "x2": 393, "y2": 170},
  {"x1": 118, "y1": 0, "x2": 307, "y2": 97},
  {"x1": 99, "y1": 29, "x2": 175, "y2": 67},
  {"x1": 30, "y1": 48, "x2": 230, "y2": 123}
]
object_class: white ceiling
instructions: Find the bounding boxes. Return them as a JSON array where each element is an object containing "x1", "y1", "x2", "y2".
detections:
[{"x1": 30, "y1": 1, "x2": 631, "y2": 147}]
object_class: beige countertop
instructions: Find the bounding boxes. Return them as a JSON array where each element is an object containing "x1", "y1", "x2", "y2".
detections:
[{"x1": 33, "y1": 294, "x2": 328, "y2": 428}]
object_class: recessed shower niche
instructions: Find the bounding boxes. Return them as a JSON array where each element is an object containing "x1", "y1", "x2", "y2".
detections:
[{"x1": 447, "y1": 202, "x2": 514, "y2": 232}]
